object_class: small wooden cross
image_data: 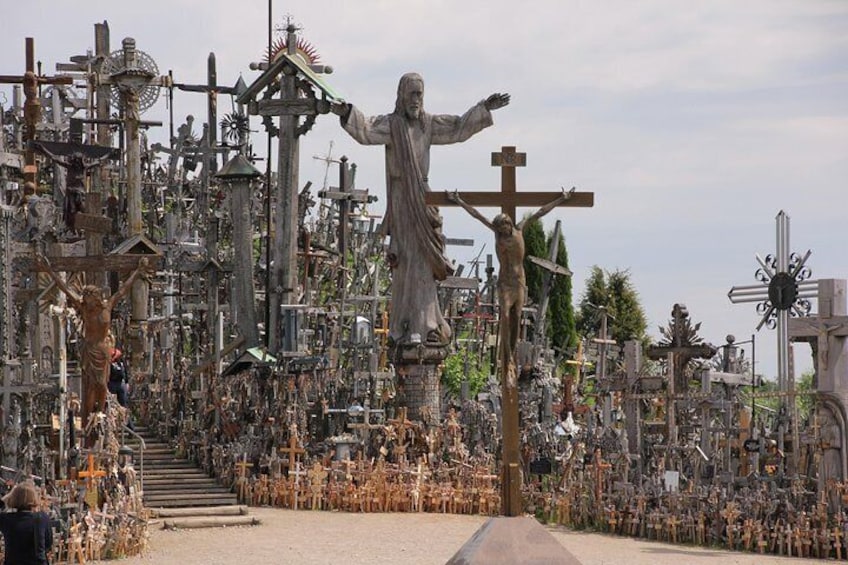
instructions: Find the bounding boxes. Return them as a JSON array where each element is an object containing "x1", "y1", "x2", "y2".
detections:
[
  {"x1": 235, "y1": 455, "x2": 254, "y2": 479},
  {"x1": 279, "y1": 429, "x2": 306, "y2": 472},
  {"x1": 833, "y1": 526, "x2": 843, "y2": 560},
  {"x1": 77, "y1": 453, "x2": 107, "y2": 484},
  {"x1": 387, "y1": 407, "x2": 415, "y2": 442},
  {"x1": 289, "y1": 461, "x2": 308, "y2": 510}
]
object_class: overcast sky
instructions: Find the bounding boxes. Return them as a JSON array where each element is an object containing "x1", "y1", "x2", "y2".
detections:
[{"x1": 2, "y1": 1, "x2": 846, "y2": 380}]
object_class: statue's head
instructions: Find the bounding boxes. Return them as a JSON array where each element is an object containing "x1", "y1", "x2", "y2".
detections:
[
  {"x1": 492, "y1": 213, "x2": 514, "y2": 236},
  {"x1": 395, "y1": 73, "x2": 425, "y2": 121},
  {"x1": 81, "y1": 285, "x2": 104, "y2": 307}
]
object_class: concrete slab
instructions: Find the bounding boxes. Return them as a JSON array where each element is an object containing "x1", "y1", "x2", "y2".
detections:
[{"x1": 446, "y1": 516, "x2": 582, "y2": 565}]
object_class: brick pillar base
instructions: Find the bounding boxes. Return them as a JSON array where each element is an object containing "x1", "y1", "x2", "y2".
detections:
[{"x1": 398, "y1": 363, "x2": 442, "y2": 423}]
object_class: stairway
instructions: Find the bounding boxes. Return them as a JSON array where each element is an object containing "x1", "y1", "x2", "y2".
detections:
[{"x1": 130, "y1": 425, "x2": 239, "y2": 509}]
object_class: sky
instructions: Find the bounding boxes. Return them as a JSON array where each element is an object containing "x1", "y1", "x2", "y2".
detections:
[{"x1": 2, "y1": 0, "x2": 847, "y2": 381}]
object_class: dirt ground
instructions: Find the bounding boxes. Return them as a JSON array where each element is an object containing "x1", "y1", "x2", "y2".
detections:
[{"x1": 99, "y1": 508, "x2": 812, "y2": 565}]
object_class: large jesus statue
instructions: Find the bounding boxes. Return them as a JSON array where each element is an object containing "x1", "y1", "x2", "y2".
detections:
[{"x1": 335, "y1": 73, "x2": 509, "y2": 347}]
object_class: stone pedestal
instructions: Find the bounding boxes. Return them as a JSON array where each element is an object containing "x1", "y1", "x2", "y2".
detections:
[{"x1": 398, "y1": 364, "x2": 441, "y2": 422}]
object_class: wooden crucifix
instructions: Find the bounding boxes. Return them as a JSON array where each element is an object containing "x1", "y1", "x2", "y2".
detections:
[
  {"x1": 434, "y1": 145, "x2": 595, "y2": 517},
  {"x1": 172, "y1": 52, "x2": 239, "y2": 176},
  {"x1": 0, "y1": 37, "x2": 74, "y2": 185},
  {"x1": 35, "y1": 254, "x2": 153, "y2": 440},
  {"x1": 31, "y1": 119, "x2": 119, "y2": 231}
]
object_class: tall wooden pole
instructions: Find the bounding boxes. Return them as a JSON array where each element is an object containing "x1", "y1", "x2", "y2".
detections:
[
  {"x1": 269, "y1": 25, "x2": 301, "y2": 354},
  {"x1": 90, "y1": 21, "x2": 111, "y2": 289}
]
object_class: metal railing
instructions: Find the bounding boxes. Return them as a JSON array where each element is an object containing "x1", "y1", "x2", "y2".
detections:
[{"x1": 121, "y1": 425, "x2": 146, "y2": 494}]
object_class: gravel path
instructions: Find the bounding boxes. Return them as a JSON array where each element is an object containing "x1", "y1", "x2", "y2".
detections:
[{"x1": 98, "y1": 508, "x2": 812, "y2": 564}]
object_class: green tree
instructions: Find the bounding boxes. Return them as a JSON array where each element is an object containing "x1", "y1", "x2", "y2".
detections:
[
  {"x1": 522, "y1": 217, "x2": 546, "y2": 301},
  {"x1": 442, "y1": 338, "x2": 489, "y2": 398},
  {"x1": 576, "y1": 266, "x2": 648, "y2": 345},
  {"x1": 522, "y1": 217, "x2": 576, "y2": 351},
  {"x1": 546, "y1": 229, "x2": 577, "y2": 350}
]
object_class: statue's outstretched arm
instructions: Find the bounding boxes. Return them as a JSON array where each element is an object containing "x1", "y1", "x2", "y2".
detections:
[
  {"x1": 518, "y1": 187, "x2": 575, "y2": 229},
  {"x1": 108, "y1": 258, "x2": 151, "y2": 309},
  {"x1": 446, "y1": 190, "x2": 494, "y2": 231},
  {"x1": 35, "y1": 253, "x2": 81, "y2": 307}
]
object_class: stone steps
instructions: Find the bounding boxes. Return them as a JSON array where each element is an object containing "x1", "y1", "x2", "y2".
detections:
[{"x1": 128, "y1": 426, "x2": 241, "y2": 513}]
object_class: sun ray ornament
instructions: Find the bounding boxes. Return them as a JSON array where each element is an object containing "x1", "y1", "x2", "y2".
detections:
[
  {"x1": 728, "y1": 210, "x2": 818, "y2": 474},
  {"x1": 251, "y1": 17, "x2": 327, "y2": 139}
]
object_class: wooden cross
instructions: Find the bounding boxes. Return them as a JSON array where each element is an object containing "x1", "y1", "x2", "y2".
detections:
[
  {"x1": 563, "y1": 340, "x2": 591, "y2": 415},
  {"x1": 234, "y1": 454, "x2": 254, "y2": 479},
  {"x1": 289, "y1": 461, "x2": 308, "y2": 510},
  {"x1": 279, "y1": 430, "x2": 306, "y2": 472},
  {"x1": 77, "y1": 453, "x2": 107, "y2": 485},
  {"x1": 237, "y1": 24, "x2": 340, "y2": 353},
  {"x1": 0, "y1": 37, "x2": 74, "y2": 184},
  {"x1": 426, "y1": 145, "x2": 593, "y2": 518},
  {"x1": 833, "y1": 526, "x2": 843, "y2": 559},
  {"x1": 234, "y1": 454, "x2": 254, "y2": 501},
  {"x1": 424, "y1": 146, "x2": 593, "y2": 220},
  {"x1": 374, "y1": 311, "x2": 390, "y2": 369},
  {"x1": 387, "y1": 407, "x2": 415, "y2": 443},
  {"x1": 172, "y1": 52, "x2": 244, "y2": 176}
]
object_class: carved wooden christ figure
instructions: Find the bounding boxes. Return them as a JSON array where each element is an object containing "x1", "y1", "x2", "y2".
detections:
[
  {"x1": 447, "y1": 188, "x2": 573, "y2": 385},
  {"x1": 37, "y1": 255, "x2": 150, "y2": 427},
  {"x1": 335, "y1": 73, "x2": 509, "y2": 347}
]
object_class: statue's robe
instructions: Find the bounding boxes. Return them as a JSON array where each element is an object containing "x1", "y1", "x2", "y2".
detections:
[{"x1": 342, "y1": 102, "x2": 492, "y2": 345}]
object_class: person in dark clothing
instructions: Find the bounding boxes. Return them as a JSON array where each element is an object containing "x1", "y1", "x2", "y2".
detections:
[
  {"x1": 108, "y1": 347, "x2": 129, "y2": 408},
  {"x1": 0, "y1": 481, "x2": 53, "y2": 565},
  {"x1": 108, "y1": 347, "x2": 134, "y2": 431}
]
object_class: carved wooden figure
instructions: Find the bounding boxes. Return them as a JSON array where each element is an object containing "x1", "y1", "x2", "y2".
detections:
[{"x1": 38, "y1": 254, "x2": 150, "y2": 431}]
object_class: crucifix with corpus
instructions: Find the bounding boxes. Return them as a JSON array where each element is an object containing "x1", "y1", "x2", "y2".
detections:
[{"x1": 428, "y1": 145, "x2": 595, "y2": 516}]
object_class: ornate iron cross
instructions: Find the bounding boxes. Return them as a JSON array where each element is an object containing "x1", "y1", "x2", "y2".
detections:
[{"x1": 727, "y1": 211, "x2": 817, "y2": 394}]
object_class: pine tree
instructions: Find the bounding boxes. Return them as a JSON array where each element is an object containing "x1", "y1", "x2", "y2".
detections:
[
  {"x1": 522, "y1": 217, "x2": 546, "y2": 302},
  {"x1": 522, "y1": 217, "x2": 576, "y2": 351},
  {"x1": 577, "y1": 266, "x2": 647, "y2": 345},
  {"x1": 546, "y1": 229, "x2": 577, "y2": 350}
]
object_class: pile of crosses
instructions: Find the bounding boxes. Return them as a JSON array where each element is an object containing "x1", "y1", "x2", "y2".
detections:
[
  {"x1": 0, "y1": 411, "x2": 147, "y2": 564},
  {"x1": 542, "y1": 481, "x2": 848, "y2": 559},
  {"x1": 231, "y1": 456, "x2": 502, "y2": 515}
]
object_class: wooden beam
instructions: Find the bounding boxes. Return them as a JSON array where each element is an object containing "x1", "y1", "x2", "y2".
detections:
[
  {"x1": 74, "y1": 213, "x2": 113, "y2": 234},
  {"x1": 28, "y1": 255, "x2": 161, "y2": 273},
  {"x1": 256, "y1": 98, "x2": 317, "y2": 117},
  {"x1": 425, "y1": 191, "x2": 594, "y2": 208}
]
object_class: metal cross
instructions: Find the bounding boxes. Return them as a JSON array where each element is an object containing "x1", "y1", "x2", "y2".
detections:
[{"x1": 727, "y1": 211, "x2": 817, "y2": 394}]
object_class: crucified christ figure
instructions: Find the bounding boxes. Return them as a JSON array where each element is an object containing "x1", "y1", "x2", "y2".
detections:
[
  {"x1": 33, "y1": 140, "x2": 118, "y2": 231},
  {"x1": 447, "y1": 188, "x2": 574, "y2": 386},
  {"x1": 36, "y1": 254, "x2": 151, "y2": 428}
]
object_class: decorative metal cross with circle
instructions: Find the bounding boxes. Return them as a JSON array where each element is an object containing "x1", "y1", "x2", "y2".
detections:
[
  {"x1": 727, "y1": 211, "x2": 818, "y2": 393},
  {"x1": 728, "y1": 211, "x2": 817, "y2": 330}
]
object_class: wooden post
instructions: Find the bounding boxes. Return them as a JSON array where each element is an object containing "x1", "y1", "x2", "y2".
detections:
[{"x1": 0, "y1": 37, "x2": 73, "y2": 185}]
